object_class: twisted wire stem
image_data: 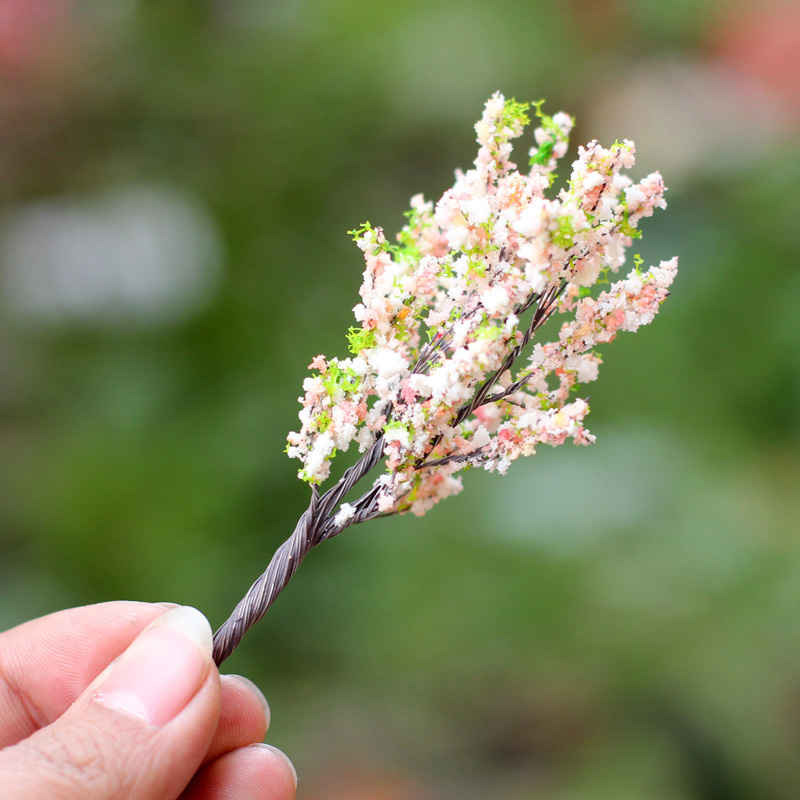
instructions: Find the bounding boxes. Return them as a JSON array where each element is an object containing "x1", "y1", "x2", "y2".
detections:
[{"x1": 212, "y1": 436, "x2": 386, "y2": 665}]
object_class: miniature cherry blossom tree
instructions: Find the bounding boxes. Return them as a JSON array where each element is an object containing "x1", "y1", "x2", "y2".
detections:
[{"x1": 212, "y1": 93, "x2": 677, "y2": 665}]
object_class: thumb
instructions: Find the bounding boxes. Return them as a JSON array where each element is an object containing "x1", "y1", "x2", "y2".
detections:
[{"x1": 0, "y1": 606, "x2": 221, "y2": 800}]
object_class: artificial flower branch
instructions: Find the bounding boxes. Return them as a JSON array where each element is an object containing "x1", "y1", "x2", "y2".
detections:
[{"x1": 211, "y1": 93, "x2": 677, "y2": 665}]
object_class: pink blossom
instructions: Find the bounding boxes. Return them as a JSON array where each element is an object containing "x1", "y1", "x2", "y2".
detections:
[{"x1": 308, "y1": 355, "x2": 327, "y2": 373}]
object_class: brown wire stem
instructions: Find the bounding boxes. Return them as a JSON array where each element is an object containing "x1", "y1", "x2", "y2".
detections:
[{"x1": 212, "y1": 435, "x2": 386, "y2": 665}]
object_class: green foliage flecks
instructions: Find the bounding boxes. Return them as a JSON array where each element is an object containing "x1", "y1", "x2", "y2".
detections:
[
  {"x1": 552, "y1": 214, "x2": 576, "y2": 249},
  {"x1": 500, "y1": 98, "x2": 530, "y2": 133},
  {"x1": 348, "y1": 221, "x2": 391, "y2": 252},
  {"x1": 618, "y1": 209, "x2": 643, "y2": 240},
  {"x1": 530, "y1": 139, "x2": 555, "y2": 168},
  {"x1": 347, "y1": 326, "x2": 377, "y2": 355},
  {"x1": 529, "y1": 99, "x2": 571, "y2": 168},
  {"x1": 395, "y1": 205, "x2": 427, "y2": 262},
  {"x1": 322, "y1": 359, "x2": 360, "y2": 396}
]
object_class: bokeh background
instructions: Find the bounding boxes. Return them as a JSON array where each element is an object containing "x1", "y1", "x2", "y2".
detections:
[{"x1": 1, "y1": 0, "x2": 799, "y2": 797}]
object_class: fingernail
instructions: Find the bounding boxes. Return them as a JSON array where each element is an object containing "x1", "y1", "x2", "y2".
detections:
[
  {"x1": 254, "y1": 743, "x2": 298, "y2": 789},
  {"x1": 227, "y1": 674, "x2": 271, "y2": 729},
  {"x1": 97, "y1": 605, "x2": 212, "y2": 726}
]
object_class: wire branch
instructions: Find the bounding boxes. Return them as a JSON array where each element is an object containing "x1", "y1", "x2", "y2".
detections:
[{"x1": 212, "y1": 435, "x2": 386, "y2": 665}]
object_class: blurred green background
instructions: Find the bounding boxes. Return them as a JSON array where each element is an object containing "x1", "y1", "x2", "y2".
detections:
[{"x1": 1, "y1": 0, "x2": 799, "y2": 797}]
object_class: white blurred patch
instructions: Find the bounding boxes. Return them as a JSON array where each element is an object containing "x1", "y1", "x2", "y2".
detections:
[
  {"x1": 479, "y1": 425, "x2": 682, "y2": 553},
  {"x1": 586, "y1": 58, "x2": 788, "y2": 184},
  {"x1": 0, "y1": 184, "x2": 223, "y2": 328}
]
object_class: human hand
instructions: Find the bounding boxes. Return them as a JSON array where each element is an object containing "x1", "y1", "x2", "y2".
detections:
[{"x1": 0, "y1": 602, "x2": 297, "y2": 799}]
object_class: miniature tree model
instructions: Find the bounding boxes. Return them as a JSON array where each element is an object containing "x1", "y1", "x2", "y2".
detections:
[{"x1": 212, "y1": 93, "x2": 677, "y2": 665}]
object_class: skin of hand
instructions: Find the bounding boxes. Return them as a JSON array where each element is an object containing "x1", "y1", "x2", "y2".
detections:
[{"x1": 0, "y1": 601, "x2": 297, "y2": 800}]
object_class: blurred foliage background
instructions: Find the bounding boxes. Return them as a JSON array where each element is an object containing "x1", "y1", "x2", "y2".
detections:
[{"x1": 1, "y1": 0, "x2": 799, "y2": 797}]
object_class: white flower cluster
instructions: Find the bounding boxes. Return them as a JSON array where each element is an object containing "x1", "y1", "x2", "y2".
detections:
[{"x1": 286, "y1": 93, "x2": 676, "y2": 518}]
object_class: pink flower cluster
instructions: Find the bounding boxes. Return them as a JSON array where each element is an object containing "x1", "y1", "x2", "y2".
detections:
[{"x1": 286, "y1": 93, "x2": 677, "y2": 517}]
